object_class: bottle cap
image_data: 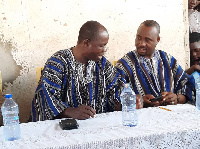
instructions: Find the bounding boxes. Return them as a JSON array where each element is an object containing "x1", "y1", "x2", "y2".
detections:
[
  {"x1": 5, "y1": 94, "x2": 12, "y2": 98},
  {"x1": 124, "y1": 83, "x2": 130, "y2": 88}
]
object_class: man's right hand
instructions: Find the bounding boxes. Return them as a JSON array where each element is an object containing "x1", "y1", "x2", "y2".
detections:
[
  {"x1": 60, "y1": 105, "x2": 96, "y2": 120},
  {"x1": 143, "y1": 94, "x2": 161, "y2": 107}
]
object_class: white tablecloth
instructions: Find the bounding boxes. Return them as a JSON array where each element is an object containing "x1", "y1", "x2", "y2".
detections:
[{"x1": 1, "y1": 104, "x2": 200, "y2": 149}]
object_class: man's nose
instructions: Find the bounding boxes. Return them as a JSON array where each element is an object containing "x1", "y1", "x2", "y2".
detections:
[
  {"x1": 192, "y1": 52, "x2": 197, "y2": 59},
  {"x1": 139, "y1": 40, "x2": 146, "y2": 47}
]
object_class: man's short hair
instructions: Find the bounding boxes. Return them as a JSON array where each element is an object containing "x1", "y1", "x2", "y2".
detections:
[
  {"x1": 78, "y1": 21, "x2": 107, "y2": 43},
  {"x1": 141, "y1": 20, "x2": 160, "y2": 34}
]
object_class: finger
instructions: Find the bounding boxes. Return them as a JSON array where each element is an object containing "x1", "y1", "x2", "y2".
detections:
[
  {"x1": 145, "y1": 94, "x2": 155, "y2": 99},
  {"x1": 81, "y1": 113, "x2": 91, "y2": 119},
  {"x1": 136, "y1": 103, "x2": 141, "y2": 109},
  {"x1": 136, "y1": 95, "x2": 143, "y2": 109},
  {"x1": 144, "y1": 98, "x2": 151, "y2": 104},
  {"x1": 78, "y1": 109, "x2": 94, "y2": 119},
  {"x1": 151, "y1": 101, "x2": 160, "y2": 107},
  {"x1": 161, "y1": 92, "x2": 168, "y2": 97},
  {"x1": 83, "y1": 107, "x2": 96, "y2": 118},
  {"x1": 90, "y1": 108, "x2": 96, "y2": 116},
  {"x1": 163, "y1": 93, "x2": 174, "y2": 101},
  {"x1": 84, "y1": 106, "x2": 96, "y2": 117}
]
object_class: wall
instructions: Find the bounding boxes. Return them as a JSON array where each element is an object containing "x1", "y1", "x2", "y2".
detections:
[{"x1": 0, "y1": 0, "x2": 188, "y2": 123}]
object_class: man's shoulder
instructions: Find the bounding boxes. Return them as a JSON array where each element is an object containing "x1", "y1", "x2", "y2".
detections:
[
  {"x1": 119, "y1": 50, "x2": 134, "y2": 59},
  {"x1": 156, "y1": 49, "x2": 169, "y2": 56},
  {"x1": 156, "y1": 50, "x2": 177, "y2": 63},
  {"x1": 52, "y1": 48, "x2": 71, "y2": 57},
  {"x1": 119, "y1": 50, "x2": 136, "y2": 62},
  {"x1": 46, "y1": 48, "x2": 72, "y2": 66}
]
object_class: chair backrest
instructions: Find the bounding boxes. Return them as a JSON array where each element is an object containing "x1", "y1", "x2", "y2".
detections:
[
  {"x1": 36, "y1": 67, "x2": 44, "y2": 84},
  {"x1": 0, "y1": 71, "x2": 2, "y2": 92},
  {"x1": 112, "y1": 60, "x2": 118, "y2": 66}
]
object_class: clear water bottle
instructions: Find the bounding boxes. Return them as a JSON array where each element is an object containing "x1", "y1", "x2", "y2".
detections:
[
  {"x1": 1, "y1": 94, "x2": 20, "y2": 141},
  {"x1": 192, "y1": 71, "x2": 200, "y2": 110},
  {"x1": 196, "y1": 79, "x2": 200, "y2": 110},
  {"x1": 120, "y1": 83, "x2": 138, "y2": 127}
]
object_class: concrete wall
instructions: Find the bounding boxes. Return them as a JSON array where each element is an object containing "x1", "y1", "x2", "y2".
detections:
[{"x1": 0, "y1": 0, "x2": 188, "y2": 123}]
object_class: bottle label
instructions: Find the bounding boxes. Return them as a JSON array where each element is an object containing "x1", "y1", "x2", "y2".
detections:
[
  {"x1": 14, "y1": 116, "x2": 19, "y2": 122},
  {"x1": 3, "y1": 116, "x2": 19, "y2": 125}
]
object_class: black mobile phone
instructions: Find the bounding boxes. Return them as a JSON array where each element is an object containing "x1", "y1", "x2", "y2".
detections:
[
  {"x1": 150, "y1": 95, "x2": 163, "y2": 102},
  {"x1": 59, "y1": 118, "x2": 79, "y2": 130}
]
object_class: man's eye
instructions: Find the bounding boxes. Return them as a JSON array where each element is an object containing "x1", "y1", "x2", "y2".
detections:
[{"x1": 146, "y1": 38, "x2": 151, "y2": 42}]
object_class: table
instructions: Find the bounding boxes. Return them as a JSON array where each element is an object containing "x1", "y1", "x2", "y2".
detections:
[{"x1": 1, "y1": 104, "x2": 200, "y2": 149}]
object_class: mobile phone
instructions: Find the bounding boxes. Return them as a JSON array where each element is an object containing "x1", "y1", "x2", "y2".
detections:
[
  {"x1": 150, "y1": 95, "x2": 163, "y2": 102},
  {"x1": 59, "y1": 118, "x2": 79, "y2": 130}
]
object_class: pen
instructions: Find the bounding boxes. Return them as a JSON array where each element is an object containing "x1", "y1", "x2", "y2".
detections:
[{"x1": 159, "y1": 107, "x2": 171, "y2": 111}]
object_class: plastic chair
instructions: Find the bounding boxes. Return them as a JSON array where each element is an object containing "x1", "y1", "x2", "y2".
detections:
[
  {"x1": 36, "y1": 67, "x2": 44, "y2": 84},
  {"x1": 112, "y1": 60, "x2": 118, "y2": 66}
]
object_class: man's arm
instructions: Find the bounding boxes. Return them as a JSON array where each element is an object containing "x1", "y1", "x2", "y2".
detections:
[
  {"x1": 103, "y1": 58, "x2": 124, "y2": 112},
  {"x1": 31, "y1": 52, "x2": 69, "y2": 122},
  {"x1": 169, "y1": 53, "x2": 195, "y2": 103},
  {"x1": 56, "y1": 105, "x2": 96, "y2": 120},
  {"x1": 186, "y1": 65, "x2": 200, "y2": 75}
]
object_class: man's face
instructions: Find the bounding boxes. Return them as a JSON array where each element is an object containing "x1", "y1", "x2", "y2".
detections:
[
  {"x1": 85, "y1": 29, "x2": 109, "y2": 62},
  {"x1": 135, "y1": 24, "x2": 160, "y2": 59},
  {"x1": 190, "y1": 41, "x2": 200, "y2": 65},
  {"x1": 188, "y1": 0, "x2": 198, "y2": 9}
]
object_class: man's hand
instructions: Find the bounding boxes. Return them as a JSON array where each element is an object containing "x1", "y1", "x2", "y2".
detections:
[
  {"x1": 60, "y1": 105, "x2": 96, "y2": 120},
  {"x1": 136, "y1": 95, "x2": 143, "y2": 109},
  {"x1": 143, "y1": 94, "x2": 160, "y2": 107},
  {"x1": 186, "y1": 64, "x2": 200, "y2": 75},
  {"x1": 161, "y1": 92, "x2": 177, "y2": 105}
]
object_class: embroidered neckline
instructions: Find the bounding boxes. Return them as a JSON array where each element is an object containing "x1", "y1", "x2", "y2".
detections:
[{"x1": 67, "y1": 48, "x2": 96, "y2": 85}]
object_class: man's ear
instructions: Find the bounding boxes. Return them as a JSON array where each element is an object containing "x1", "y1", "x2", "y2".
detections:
[
  {"x1": 157, "y1": 36, "x2": 160, "y2": 43},
  {"x1": 83, "y1": 39, "x2": 90, "y2": 47}
]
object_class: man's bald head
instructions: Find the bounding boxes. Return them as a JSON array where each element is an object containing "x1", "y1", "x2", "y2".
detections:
[{"x1": 78, "y1": 21, "x2": 108, "y2": 44}]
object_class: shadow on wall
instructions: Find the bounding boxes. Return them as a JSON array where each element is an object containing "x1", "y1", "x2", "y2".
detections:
[
  {"x1": 0, "y1": 41, "x2": 22, "y2": 86},
  {"x1": 0, "y1": 41, "x2": 22, "y2": 126}
]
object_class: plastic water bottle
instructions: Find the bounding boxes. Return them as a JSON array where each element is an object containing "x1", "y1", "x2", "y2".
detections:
[
  {"x1": 195, "y1": 78, "x2": 200, "y2": 110},
  {"x1": 192, "y1": 71, "x2": 200, "y2": 110},
  {"x1": 1, "y1": 94, "x2": 20, "y2": 141},
  {"x1": 120, "y1": 83, "x2": 138, "y2": 127}
]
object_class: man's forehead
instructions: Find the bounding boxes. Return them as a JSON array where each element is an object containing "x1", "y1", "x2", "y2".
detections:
[
  {"x1": 190, "y1": 41, "x2": 200, "y2": 49},
  {"x1": 137, "y1": 25, "x2": 158, "y2": 37}
]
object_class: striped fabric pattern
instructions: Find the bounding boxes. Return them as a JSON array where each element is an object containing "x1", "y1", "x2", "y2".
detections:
[
  {"x1": 115, "y1": 50, "x2": 195, "y2": 101},
  {"x1": 31, "y1": 48, "x2": 123, "y2": 122}
]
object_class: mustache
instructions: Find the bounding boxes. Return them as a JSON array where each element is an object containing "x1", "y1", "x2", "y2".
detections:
[{"x1": 137, "y1": 46, "x2": 146, "y2": 49}]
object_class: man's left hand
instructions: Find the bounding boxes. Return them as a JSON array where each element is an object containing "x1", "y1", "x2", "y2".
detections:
[{"x1": 161, "y1": 92, "x2": 177, "y2": 105}]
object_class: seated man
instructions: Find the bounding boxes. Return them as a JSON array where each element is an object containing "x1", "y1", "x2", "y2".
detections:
[
  {"x1": 115, "y1": 20, "x2": 195, "y2": 108},
  {"x1": 31, "y1": 21, "x2": 141, "y2": 122}
]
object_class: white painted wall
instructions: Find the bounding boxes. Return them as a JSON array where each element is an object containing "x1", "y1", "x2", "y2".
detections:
[{"x1": 0, "y1": 0, "x2": 188, "y2": 123}]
